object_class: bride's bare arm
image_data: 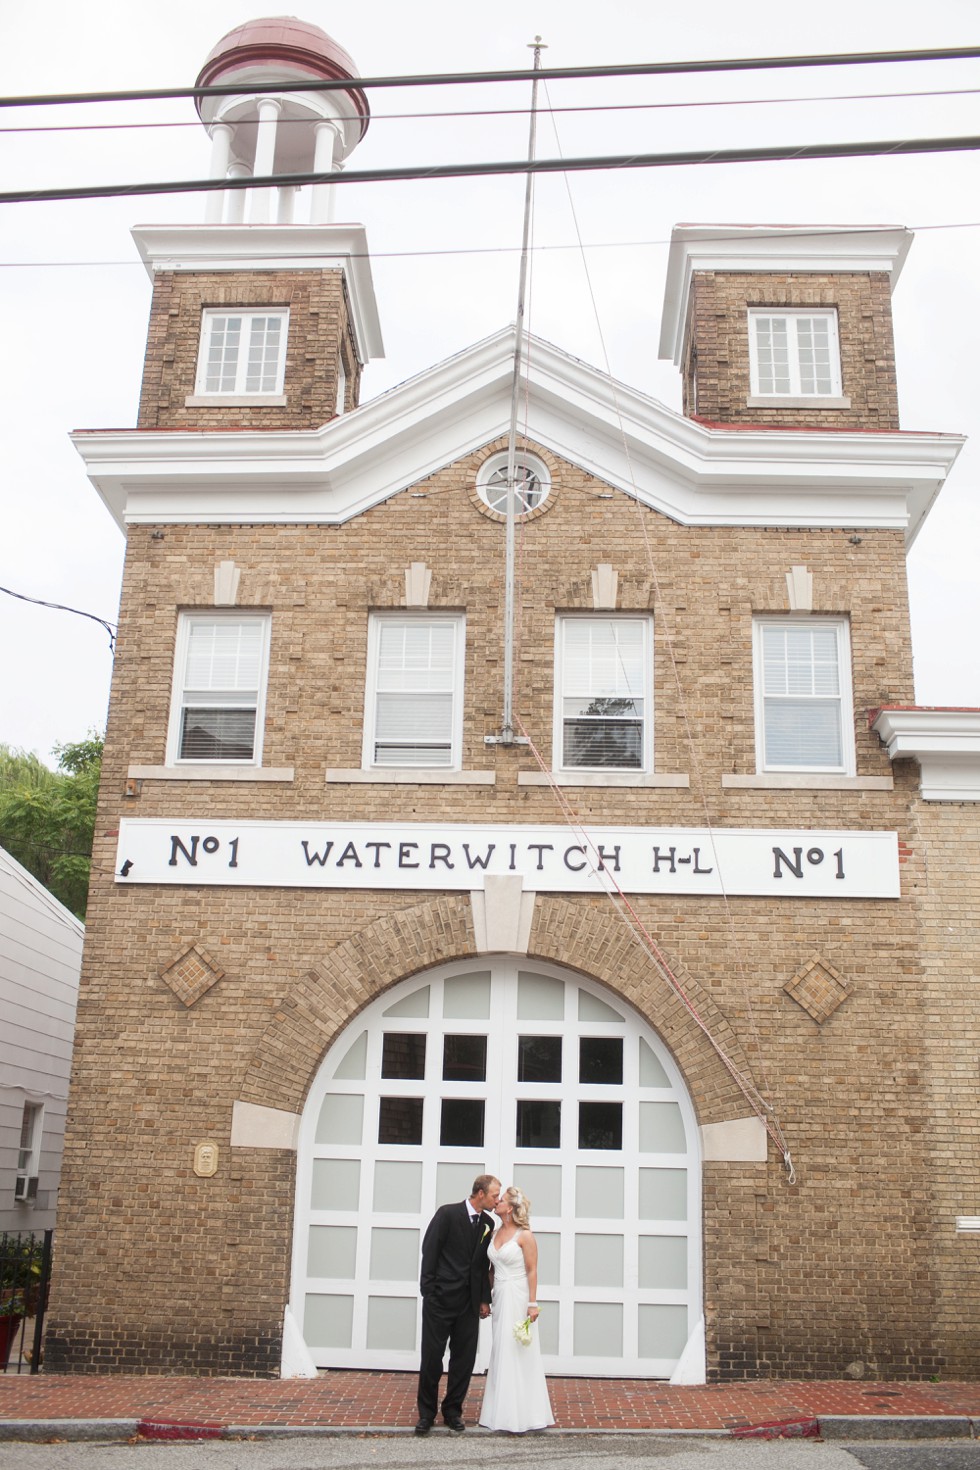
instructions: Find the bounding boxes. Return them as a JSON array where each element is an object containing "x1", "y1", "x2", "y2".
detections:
[{"x1": 519, "y1": 1230, "x2": 540, "y2": 1320}]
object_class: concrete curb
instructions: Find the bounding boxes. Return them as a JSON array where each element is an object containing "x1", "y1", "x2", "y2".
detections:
[
  {"x1": 818, "y1": 1414, "x2": 978, "y2": 1440},
  {"x1": 0, "y1": 1414, "x2": 975, "y2": 1443}
]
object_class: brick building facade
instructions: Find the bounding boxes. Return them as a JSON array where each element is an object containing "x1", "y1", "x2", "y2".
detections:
[{"x1": 45, "y1": 19, "x2": 980, "y2": 1382}]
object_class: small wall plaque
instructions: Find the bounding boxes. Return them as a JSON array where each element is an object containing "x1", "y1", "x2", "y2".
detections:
[{"x1": 194, "y1": 1141, "x2": 219, "y2": 1178}]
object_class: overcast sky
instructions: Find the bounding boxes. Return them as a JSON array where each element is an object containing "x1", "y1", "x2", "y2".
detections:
[{"x1": 1, "y1": 0, "x2": 978, "y2": 764}]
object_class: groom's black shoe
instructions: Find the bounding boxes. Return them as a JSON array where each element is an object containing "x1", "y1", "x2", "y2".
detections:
[
  {"x1": 414, "y1": 1419, "x2": 433, "y2": 1436},
  {"x1": 443, "y1": 1415, "x2": 465, "y2": 1432}
]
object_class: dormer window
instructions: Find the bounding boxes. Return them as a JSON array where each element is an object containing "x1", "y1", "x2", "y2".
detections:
[
  {"x1": 748, "y1": 309, "x2": 842, "y2": 400},
  {"x1": 195, "y1": 309, "x2": 289, "y2": 396}
]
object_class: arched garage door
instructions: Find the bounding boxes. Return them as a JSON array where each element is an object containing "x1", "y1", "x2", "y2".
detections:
[{"x1": 291, "y1": 957, "x2": 702, "y2": 1378}]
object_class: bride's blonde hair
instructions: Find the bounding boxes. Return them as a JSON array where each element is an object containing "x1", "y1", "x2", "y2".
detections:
[{"x1": 504, "y1": 1185, "x2": 531, "y2": 1229}]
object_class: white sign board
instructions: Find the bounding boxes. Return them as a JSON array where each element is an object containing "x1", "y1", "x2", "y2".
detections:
[{"x1": 113, "y1": 820, "x2": 900, "y2": 899}]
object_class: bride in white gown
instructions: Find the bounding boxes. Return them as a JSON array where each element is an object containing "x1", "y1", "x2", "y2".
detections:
[{"x1": 479, "y1": 1185, "x2": 555, "y2": 1433}]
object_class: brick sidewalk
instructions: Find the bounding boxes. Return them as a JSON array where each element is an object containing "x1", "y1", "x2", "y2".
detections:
[{"x1": 1, "y1": 1372, "x2": 979, "y2": 1434}]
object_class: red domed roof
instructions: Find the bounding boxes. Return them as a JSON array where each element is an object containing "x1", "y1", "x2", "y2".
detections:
[{"x1": 196, "y1": 16, "x2": 368, "y2": 133}]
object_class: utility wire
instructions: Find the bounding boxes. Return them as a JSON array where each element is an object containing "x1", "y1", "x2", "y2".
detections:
[
  {"x1": 2, "y1": 133, "x2": 978, "y2": 206},
  {"x1": 3, "y1": 85, "x2": 978, "y2": 132},
  {"x1": 2, "y1": 45, "x2": 979, "y2": 109},
  {"x1": 0, "y1": 585, "x2": 117, "y2": 651}
]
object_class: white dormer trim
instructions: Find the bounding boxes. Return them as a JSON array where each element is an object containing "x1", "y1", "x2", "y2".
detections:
[
  {"x1": 130, "y1": 224, "x2": 384, "y2": 367},
  {"x1": 73, "y1": 326, "x2": 962, "y2": 548},
  {"x1": 659, "y1": 224, "x2": 913, "y2": 368},
  {"x1": 872, "y1": 707, "x2": 980, "y2": 801}
]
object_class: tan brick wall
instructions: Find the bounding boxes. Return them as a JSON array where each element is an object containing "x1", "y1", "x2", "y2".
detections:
[
  {"x1": 137, "y1": 268, "x2": 360, "y2": 430},
  {"x1": 682, "y1": 271, "x2": 900, "y2": 430},
  {"x1": 49, "y1": 433, "x2": 968, "y2": 1379}
]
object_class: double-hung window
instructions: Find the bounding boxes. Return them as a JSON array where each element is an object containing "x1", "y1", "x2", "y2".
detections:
[
  {"x1": 748, "y1": 308, "x2": 842, "y2": 398},
  {"x1": 196, "y1": 309, "x2": 289, "y2": 396},
  {"x1": 167, "y1": 614, "x2": 271, "y2": 765},
  {"x1": 555, "y1": 616, "x2": 652, "y2": 772},
  {"x1": 754, "y1": 618, "x2": 854, "y2": 773},
  {"x1": 364, "y1": 615, "x2": 465, "y2": 769}
]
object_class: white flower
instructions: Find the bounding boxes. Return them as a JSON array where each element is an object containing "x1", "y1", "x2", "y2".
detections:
[
  {"x1": 481, "y1": 1224, "x2": 491, "y2": 1242},
  {"x1": 513, "y1": 1316, "x2": 533, "y2": 1347}
]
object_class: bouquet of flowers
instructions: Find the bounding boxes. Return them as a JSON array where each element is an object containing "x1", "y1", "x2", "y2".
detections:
[{"x1": 513, "y1": 1316, "x2": 534, "y2": 1347}]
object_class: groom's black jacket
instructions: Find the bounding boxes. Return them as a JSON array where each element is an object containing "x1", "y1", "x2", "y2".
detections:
[{"x1": 420, "y1": 1202, "x2": 493, "y2": 1314}]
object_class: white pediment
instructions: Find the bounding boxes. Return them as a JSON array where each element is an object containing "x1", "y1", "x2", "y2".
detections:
[{"x1": 73, "y1": 325, "x2": 962, "y2": 546}]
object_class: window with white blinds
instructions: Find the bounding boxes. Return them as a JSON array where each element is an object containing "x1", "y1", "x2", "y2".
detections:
[
  {"x1": 754, "y1": 618, "x2": 854, "y2": 773},
  {"x1": 556, "y1": 617, "x2": 651, "y2": 771},
  {"x1": 196, "y1": 309, "x2": 289, "y2": 395},
  {"x1": 364, "y1": 616, "x2": 464, "y2": 769},
  {"x1": 748, "y1": 309, "x2": 841, "y2": 397},
  {"x1": 168, "y1": 615, "x2": 271, "y2": 764}
]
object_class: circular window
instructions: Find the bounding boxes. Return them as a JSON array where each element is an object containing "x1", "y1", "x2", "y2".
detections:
[{"x1": 477, "y1": 452, "x2": 551, "y2": 517}]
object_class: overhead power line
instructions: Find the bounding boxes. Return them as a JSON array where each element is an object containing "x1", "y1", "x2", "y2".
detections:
[
  {"x1": 3, "y1": 85, "x2": 979, "y2": 134},
  {"x1": 2, "y1": 45, "x2": 979, "y2": 110},
  {"x1": 2, "y1": 133, "x2": 978, "y2": 206}
]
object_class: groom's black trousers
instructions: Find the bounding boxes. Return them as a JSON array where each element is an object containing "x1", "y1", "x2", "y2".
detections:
[{"x1": 417, "y1": 1287, "x2": 480, "y2": 1421}]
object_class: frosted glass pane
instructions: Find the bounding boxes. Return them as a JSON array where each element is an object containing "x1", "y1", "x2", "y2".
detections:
[
  {"x1": 576, "y1": 1166, "x2": 624, "y2": 1218},
  {"x1": 639, "y1": 1168, "x2": 687, "y2": 1221},
  {"x1": 304, "y1": 1293, "x2": 353, "y2": 1348},
  {"x1": 436, "y1": 1162, "x2": 485, "y2": 1204},
  {"x1": 639, "y1": 1102, "x2": 687, "y2": 1153},
  {"x1": 370, "y1": 1228, "x2": 420, "y2": 1281},
  {"x1": 517, "y1": 972, "x2": 564, "y2": 1019},
  {"x1": 374, "y1": 1160, "x2": 423, "y2": 1213},
  {"x1": 307, "y1": 1225, "x2": 357, "y2": 1279},
  {"x1": 638, "y1": 1235, "x2": 688, "y2": 1289},
  {"x1": 574, "y1": 1301, "x2": 623, "y2": 1357},
  {"x1": 578, "y1": 990, "x2": 623, "y2": 1023},
  {"x1": 537, "y1": 1302, "x2": 559, "y2": 1354},
  {"x1": 367, "y1": 1295, "x2": 417, "y2": 1351},
  {"x1": 513, "y1": 1164, "x2": 562, "y2": 1216},
  {"x1": 638, "y1": 1304, "x2": 689, "y2": 1359},
  {"x1": 315, "y1": 1093, "x2": 364, "y2": 1145},
  {"x1": 575, "y1": 1233, "x2": 624, "y2": 1287},
  {"x1": 311, "y1": 1158, "x2": 360, "y2": 1211},
  {"x1": 443, "y1": 972, "x2": 491, "y2": 1018},
  {"x1": 333, "y1": 1030, "x2": 367, "y2": 1080},
  {"x1": 535, "y1": 1232, "x2": 559, "y2": 1286},
  {"x1": 639, "y1": 1037, "x2": 670, "y2": 1087},
  {"x1": 383, "y1": 986, "x2": 429, "y2": 1018}
]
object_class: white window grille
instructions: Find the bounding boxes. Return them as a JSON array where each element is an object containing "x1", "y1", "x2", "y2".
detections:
[
  {"x1": 555, "y1": 617, "x2": 651, "y2": 772},
  {"x1": 196, "y1": 309, "x2": 289, "y2": 395},
  {"x1": 15, "y1": 1102, "x2": 42, "y2": 1202},
  {"x1": 476, "y1": 452, "x2": 551, "y2": 515},
  {"x1": 167, "y1": 615, "x2": 271, "y2": 765},
  {"x1": 748, "y1": 309, "x2": 842, "y2": 397},
  {"x1": 364, "y1": 616, "x2": 465, "y2": 769},
  {"x1": 754, "y1": 618, "x2": 854, "y2": 773}
]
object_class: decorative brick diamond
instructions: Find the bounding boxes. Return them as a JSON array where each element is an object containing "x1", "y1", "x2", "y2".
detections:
[
  {"x1": 783, "y1": 954, "x2": 849, "y2": 1024},
  {"x1": 160, "y1": 945, "x2": 224, "y2": 1008}
]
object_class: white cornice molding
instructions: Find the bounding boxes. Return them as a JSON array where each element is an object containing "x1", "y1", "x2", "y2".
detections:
[
  {"x1": 659, "y1": 224, "x2": 913, "y2": 366},
  {"x1": 872, "y1": 707, "x2": 980, "y2": 801},
  {"x1": 72, "y1": 325, "x2": 962, "y2": 544},
  {"x1": 130, "y1": 224, "x2": 384, "y2": 365}
]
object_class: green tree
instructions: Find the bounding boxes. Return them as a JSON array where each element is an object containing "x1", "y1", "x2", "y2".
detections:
[{"x1": 0, "y1": 734, "x2": 102, "y2": 920}]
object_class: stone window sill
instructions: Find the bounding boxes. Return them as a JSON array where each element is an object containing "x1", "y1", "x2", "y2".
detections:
[
  {"x1": 184, "y1": 393, "x2": 287, "y2": 407},
  {"x1": 518, "y1": 772, "x2": 689, "y2": 788},
  {"x1": 747, "y1": 394, "x2": 851, "y2": 409},
  {"x1": 128, "y1": 764, "x2": 294, "y2": 782},
  {"x1": 326, "y1": 768, "x2": 496, "y2": 785},
  {"x1": 721, "y1": 773, "x2": 893, "y2": 790}
]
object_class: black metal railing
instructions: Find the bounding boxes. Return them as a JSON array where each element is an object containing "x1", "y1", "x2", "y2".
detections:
[{"x1": 1, "y1": 1231, "x2": 52, "y2": 1375}]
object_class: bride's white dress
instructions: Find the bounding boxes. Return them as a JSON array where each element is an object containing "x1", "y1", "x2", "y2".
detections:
[{"x1": 479, "y1": 1230, "x2": 555, "y2": 1433}]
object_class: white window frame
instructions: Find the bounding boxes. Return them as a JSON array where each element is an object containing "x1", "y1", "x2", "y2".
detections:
[
  {"x1": 748, "y1": 308, "x2": 843, "y2": 399},
  {"x1": 554, "y1": 615, "x2": 653, "y2": 775},
  {"x1": 362, "y1": 614, "x2": 466, "y2": 772},
  {"x1": 195, "y1": 309, "x2": 289, "y2": 396},
  {"x1": 166, "y1": 613, "x2": 271, "y2": 767},
  {"x1": 476, "y1": 451, "x2": 552, "y2": 516},
  {"x1": 753, "y1": 617, "x2": 855, "y2": 775}
]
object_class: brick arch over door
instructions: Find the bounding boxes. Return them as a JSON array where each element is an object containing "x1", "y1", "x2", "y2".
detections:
[{"x1": 237, "y1": 893, "x2": 757, "y2": 1127}]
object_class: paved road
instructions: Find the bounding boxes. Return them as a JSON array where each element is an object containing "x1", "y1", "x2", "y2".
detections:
[{"x1": 1, "y1": 1435, "x2": 979, "y2": 1470}]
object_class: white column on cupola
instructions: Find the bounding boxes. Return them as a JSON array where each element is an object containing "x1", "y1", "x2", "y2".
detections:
[
  {"x1": 310, "y1": 119, "x2": 343, "y2": 223},
  {"x1": 205, "y1": 121, "x2": 233, "y2": 223},
  {"x1": 225, "y1": 161, "x2": 250, "y2": 224},
  {"x1": 249, "y1": 97, "x2": 282, "y2": 223}
]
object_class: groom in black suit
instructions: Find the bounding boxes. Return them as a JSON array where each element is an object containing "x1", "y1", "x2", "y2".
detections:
[{"x1": 415, "y1": 1173, "x2": 501, "y2": 1434}]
